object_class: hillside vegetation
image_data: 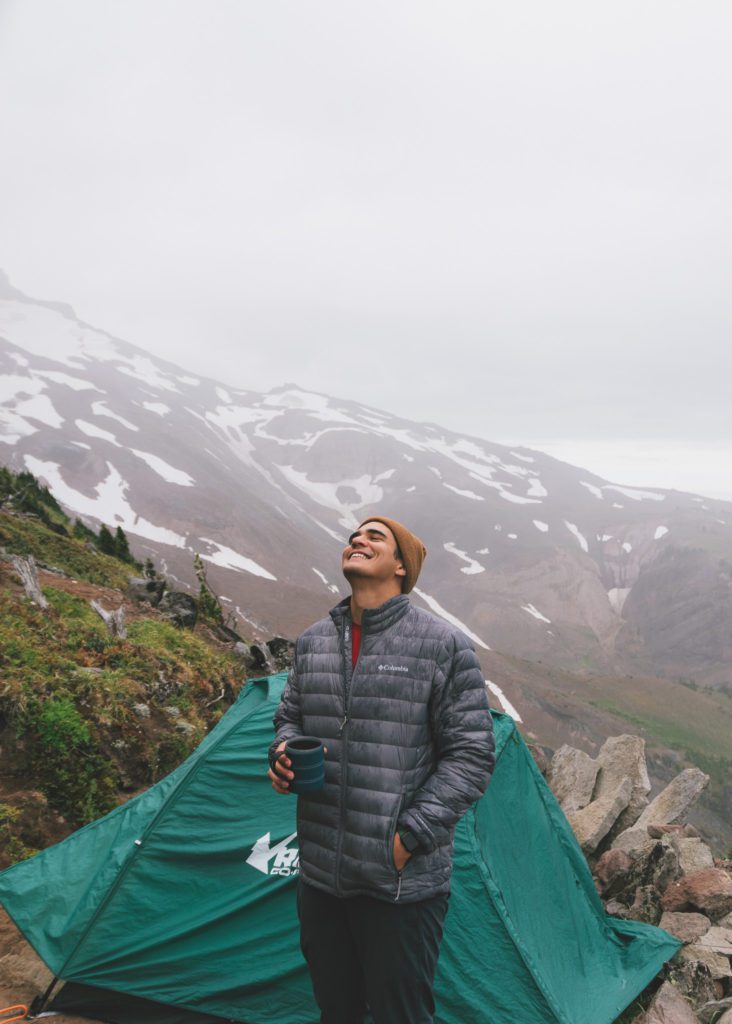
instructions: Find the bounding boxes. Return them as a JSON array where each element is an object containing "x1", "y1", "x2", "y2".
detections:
[{"x1": 0, "y1": 468, "x2": 246, "y2": 868}]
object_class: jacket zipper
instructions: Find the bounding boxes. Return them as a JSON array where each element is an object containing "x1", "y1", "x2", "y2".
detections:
[{"x1": 334, "y1": 616, "x2": 361, "y2": 895}]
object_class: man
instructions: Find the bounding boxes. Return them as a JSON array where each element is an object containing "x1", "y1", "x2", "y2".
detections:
[{"x1": 268, "y1": 515, "x2": 495, "y2": 1024}]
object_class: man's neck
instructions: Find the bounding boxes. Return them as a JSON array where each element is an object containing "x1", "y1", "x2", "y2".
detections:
[{"x1": 349, "y1": 582, "x2": 403, "y2": 625}]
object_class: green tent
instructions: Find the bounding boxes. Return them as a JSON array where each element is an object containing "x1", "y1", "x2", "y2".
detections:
[{"x1": 0, "y1": 673, "x2": 680, "y2": 1023}]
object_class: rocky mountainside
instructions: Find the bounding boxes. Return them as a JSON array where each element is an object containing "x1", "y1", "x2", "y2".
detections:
[{"x1": 2, "y1": 270, "x2": 731, "y2": 691}]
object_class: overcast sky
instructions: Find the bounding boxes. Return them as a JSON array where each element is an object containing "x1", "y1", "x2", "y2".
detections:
[{"x1": 1, "y1": 1, "x2": 731, "y2": 499}]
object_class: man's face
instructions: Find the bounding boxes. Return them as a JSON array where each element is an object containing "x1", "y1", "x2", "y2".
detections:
[{"x1": 342, "y1": 521, "x2": 406, "y2": 589}]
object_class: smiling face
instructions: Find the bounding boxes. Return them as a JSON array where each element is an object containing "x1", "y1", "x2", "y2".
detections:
[{"x1": 342, "y1": 521, "x2": 407, "y2": 591}]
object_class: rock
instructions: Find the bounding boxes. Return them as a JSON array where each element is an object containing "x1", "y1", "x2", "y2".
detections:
[
  {"x1": 595, "y1": 735, "x2": 651, "y2": 837},
  {"x1": 158, "y1": 591, "x2": 198, "y2": 628},
  {"x1": 614, "y1": 768, "x2": 710, "y2": 852},
  {"x1": 594, "y1": 849, "x2": 633, "y2": 896},
  {"x1": 234, "y1": 641, "x2": 252, "y2": 661},
  {"x1": 547, "y1": 745, "x2": 600, "y2": 812},
  {"x1": 719, "y1": 912, "x2": 732, "y2": 928},
  {"x1": 527, "y1": 744, "x2": 551, "y2": 776},
  {"x1": 683, "y1": 824, "x2": 701, "y2": 838},
  {"x1": 599, "y1": 838, "x2": 680, "y2": 906},
  {"x1": 628, "y1": 884, "x2": 662, "y2": 925},
  {"x1": 648, "y1": 824, "x2": 686, "y2": 839},
  {"x1": 659, "y1": 912, "x2": 712, "y2": 943},
  {"x1": 698, "y1": 1000, "x2": 732, "y2": 1024},
  {"x1": 126, "y1": 576, "x2": 166, "y2": 606},
  {"x1": 248, "y1": 643, "x2": 276, "y2": 674},
  {"x1": 266, "y1": 636, "x2": 295, "y2": 671},
  {"x1": 697, "y1": 926, "x2": 732, "y2": 956},
  {"x1": 605, "y1": 899, "x2": 630, "y2": 918},
  {"x1": 642, "y1": 981, "x2": 699, "y2": 1024},
  {"x1": 132, "y1": 703, "x2": 151, "y2": 719},
  {"x1": 164, "y1": 706, "x2": 181, "y2": 719},
  {"x1": 665, "y1": 959, "x2": 718, "y2": 1008},
  {"x1": 715, "y1": 1012, "x2": 732, "y2": 1024},
  {"x1": 678, "y1": 944, "x2": 732, "y2": 980},
  {"x1": 661, "y1": 869, "x2": 732, "y2": 920},
  {"x1": 673, "y1": 837, "x2": 716, "y2": 876},
  {"x1": 567, "y1": 778, "x2": 632, "y2": 854}
]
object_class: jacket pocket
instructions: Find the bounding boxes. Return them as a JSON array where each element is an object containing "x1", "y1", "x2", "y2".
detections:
[{"x1": 385, "y1": 796, "x2": 403, "y2": 873}]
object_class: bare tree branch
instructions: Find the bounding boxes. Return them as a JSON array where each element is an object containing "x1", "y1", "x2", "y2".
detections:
[
  {"x1": 90, "y1": 599, "x2": 127, "y2": 638},
  {"x1": 12, "y1": 554, "x2": 48, "y2": 610}
]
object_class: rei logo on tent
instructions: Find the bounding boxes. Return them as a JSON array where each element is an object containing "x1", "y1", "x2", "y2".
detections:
[{"x1": 246, "y1": 831, "x2": 300, "y2": 877}]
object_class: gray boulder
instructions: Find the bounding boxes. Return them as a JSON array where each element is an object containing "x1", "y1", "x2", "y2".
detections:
[
  {"x1": 567, "y1": 778, "x2": 632, "y2": 855},
  {"x1": 126, "y1": 576, "x2": 166, "y2": 606},
  {"x1": 642, "y1": 981, "x2": 699, "y2": 1024},
  {"x1": 673, "y1": 837, "x2": 716, "y2": 876},
  {"x1": 547, "y1": 745, "x2": 599, "y2": 813},
  {"x1": 697, "y1": 925, "x2": 732, "y2": 956},
  {"x1": 613, "y1": 768, "x2": 710, "y2": 852},
  {"x1": 158, "y1": 591, "x2": 198, "y2": 628},
  {"x1": 678, "y1": 943, "x2": 732, "y2": 980},
  {"x1": 659, "y1": 911, "x2": 712, "y2": 944},
  {"x1": 595, "y1": 734, "x2": 650, "y2": 838}
]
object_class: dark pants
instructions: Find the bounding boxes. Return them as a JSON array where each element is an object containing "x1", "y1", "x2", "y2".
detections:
[{"x1": 297, "y1": 880, "x2": 449, "y2": 1024}]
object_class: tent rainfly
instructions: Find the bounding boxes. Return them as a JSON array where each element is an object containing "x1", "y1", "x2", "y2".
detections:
[{"x1": 0, "y1": 673, "x2": 680, "y2": 1024}]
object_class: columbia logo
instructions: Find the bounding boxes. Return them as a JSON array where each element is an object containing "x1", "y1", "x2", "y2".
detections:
[{"x1": 378, "y1": 664, "x2": 409, "y2": 673}]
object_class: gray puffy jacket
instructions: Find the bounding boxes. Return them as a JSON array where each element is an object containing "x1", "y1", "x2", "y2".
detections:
[{"x1": 271, "y1": 594, "x2": 495, "y2": 903}]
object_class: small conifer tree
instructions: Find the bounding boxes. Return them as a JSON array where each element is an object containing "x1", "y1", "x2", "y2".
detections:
[
  {"x1": 114, "y1": 526, "x2": 133, "y2": 563},
  {"x1": 97, "y1": 524, "x2": 117, "y2": 556},
  {"x1": 193, "y1": 553, "x2": 223, "y2": 623}
]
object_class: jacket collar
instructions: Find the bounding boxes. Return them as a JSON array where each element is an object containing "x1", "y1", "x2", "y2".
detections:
[{"x1": 330, "y1": 594, "x2": 410, "y2": 634}]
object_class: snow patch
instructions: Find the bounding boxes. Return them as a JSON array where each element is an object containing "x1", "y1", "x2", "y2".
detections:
[
  {"x1": 509, "y1": 451, "x2": 535, "y2": 464},
  {"x1": 580, "y1": 481, "x2": 603, "y2": 499},
  {"x1": 312, "y1": 567, "x2": 340, "y2": 594},
  {"x1": 36, "y1": 370, "x2": 98, "y2": 391},
  {"x1": 526, "y1": 478, "x2": 547, "y2": 497},
  {"x1": 444, "y1": 542, "x2": 485, "y2": 575},
  {"x1": 654, "y1": 526, "x2": 669, "y2": 539},
  {"x1": 522, "y1": 603, "x2": 551, "y2": 624},
  {"x1": 608, "y1": 588, "x2": 631, "y2": 614},
  {"x1": 533, "y1": 520, "x2": 549, "y2": 533},
  {"x1": 443, "y1": 483, "x2": 484, "y2": 501},
  {"x1": 622, "y1": 541, "x2": 633, "y2": 553},
  {"x1": 603, "y1": 484, "x2": 665, "y2": 502},
  {"x1": 91, "y1": 401, "x2": 139, "y2": 431},
  {"x1": 499, "y1": 488, "x2": 543, "y2": 505},
  {"x1": 117, "y1": 355, "x2": 180, "y2": 393},
  {"x1": 564, "y1": 520, "x2": 589, "y2": 552},
  {"x1": 199, "y1": 538, "x2": 276, "y2": 580},
  {"x1": 0, "y1": 373, "x2": 46, "y2": 406},
  {"x1": 15, "y1": 393, "x2": 64, "y2": 429},
  {"x1": 485, "y1": 680, "x2": 522, "y2": 721},
  {"x1": 476, "y1": 547, "x2": 490, "y2": 554},
  {"x1": 23, "y1": 456, "x2": 187, "y2": 547},
  {"x1": 76, "y1": 419, "x2": 119, "y2": 444},
  {"x1": 131, "y1": 450, "x2": 195, "y2": 486},
  {"x1": 142, "y1": 401, "x2": 171, "y2": 416},
  {"x1": 276, "y1": 465, "x2": 384, "y2": 529},
  {"x1": 413, "y1": 588, "x2": 490, "y2": 649},
  {"x1": 216, "y1": 387, "x2": 232, "y2": 404},
  {"x1": 507, "y1": 533, "x2": 517, "y2": 539}
]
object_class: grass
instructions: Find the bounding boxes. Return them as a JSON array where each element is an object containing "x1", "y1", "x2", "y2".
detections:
[
  {"x1": 0, "y1": 580, "x2": 244, "y2": 833},
  {"x1": 0, "y1": 510, "x2": 131, "y2": 588}
]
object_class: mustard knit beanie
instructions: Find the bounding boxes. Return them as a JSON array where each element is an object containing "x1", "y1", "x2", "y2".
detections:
[{"x1": 357, "y1": 515, "x2": 427, "y2": 593}]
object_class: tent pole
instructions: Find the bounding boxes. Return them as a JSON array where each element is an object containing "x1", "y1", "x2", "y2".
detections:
[{"x1": 28, "y1": 978, "x2": 59, "y2": 1016}]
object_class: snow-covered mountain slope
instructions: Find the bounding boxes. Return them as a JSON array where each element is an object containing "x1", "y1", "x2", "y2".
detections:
[{"x1": 2, "y1": 270, "x2": 731, "y2": 682}]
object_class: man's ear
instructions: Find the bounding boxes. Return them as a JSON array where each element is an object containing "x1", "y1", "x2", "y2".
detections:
[{"x1": 395, "y1": 562, "x2": 407, "y2": 579}]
